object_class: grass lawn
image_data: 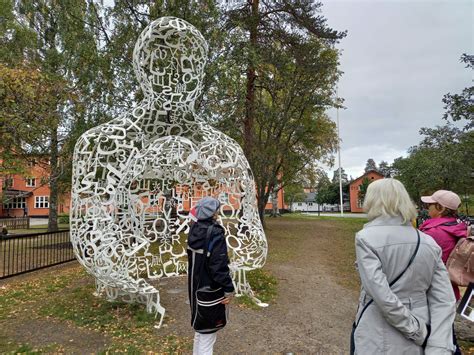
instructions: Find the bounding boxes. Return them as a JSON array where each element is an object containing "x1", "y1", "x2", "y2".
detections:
[
  {"x1": 8, "y1": 224, "x2": 70, "y2": 235},
  {"x1": 0, "y1": 266, "x2": 191, "y2": 353},
  {"x1": 270, "y1": 214, "x2": 365, "y2": 291}
]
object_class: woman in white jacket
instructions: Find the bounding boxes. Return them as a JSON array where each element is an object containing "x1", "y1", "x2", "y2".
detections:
[{"x1": 351, "y1": 178, "x2": 456, "y2": 354}]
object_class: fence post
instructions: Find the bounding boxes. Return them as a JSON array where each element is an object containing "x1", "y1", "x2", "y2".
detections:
[{"x1": 27, "y1": 217, "x2": 30, "y2": 229}]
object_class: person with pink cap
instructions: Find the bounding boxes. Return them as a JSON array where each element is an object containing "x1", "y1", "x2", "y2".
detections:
[
  {"x1": 419, "y1": 190, "x2": 468, "y2": 299},
  {"x1": 419, "y1": 190, "x2": 467, "y2": 354}
]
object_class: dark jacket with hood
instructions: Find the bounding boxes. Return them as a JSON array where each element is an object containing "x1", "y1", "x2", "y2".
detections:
[{"x1": 187, "y1": 218, "x2": 234, "y2": 329}]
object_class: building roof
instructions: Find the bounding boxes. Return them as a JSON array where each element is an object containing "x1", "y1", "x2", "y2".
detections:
[
  {"x1": 304, "y1": 192, "x2": 316, "y2": 203},
  {"x1": 349, "y1": 170, "x2": 384, "y2": 186},
  {"x1": 3, "y1": 189, "x2": 33, "y2": 197}
]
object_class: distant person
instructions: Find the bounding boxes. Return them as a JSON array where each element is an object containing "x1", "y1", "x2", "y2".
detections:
[
  {"x1": 351, "y1": 179, "x2": 456, "y2": 354},
  {"x1": 419, "y1": 190, "x2": 468, "y2": 300},
  {"x1": 0, "y1": 225, "x2": 7, "y2": 238},
  {"x1": 23, "y1": 206, "x2": 28, "y2": 217},
  {"x1": 187, "y1": 197, "x2": 234, "y2": 355},
  {"x1": 419, "y1": 190, "x2": 467, "y2": 354}
]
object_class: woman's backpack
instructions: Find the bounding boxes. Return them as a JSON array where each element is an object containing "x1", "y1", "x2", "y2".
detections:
[{"x1": 447, "y1": 233, "x2": 474, "y2": 287}]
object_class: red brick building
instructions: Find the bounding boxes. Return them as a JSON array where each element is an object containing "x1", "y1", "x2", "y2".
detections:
[
  {"x1": 1, "y1": 160, "x2": 285, "y2": 217},
  {"x1": 349, "y1": 170, "x2": 384, "y2": 213},
  {"x1": 0, "y1": 161, "x2": 70, "y2": 218}
]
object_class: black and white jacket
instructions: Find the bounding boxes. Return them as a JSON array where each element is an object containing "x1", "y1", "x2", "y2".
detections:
[{"x1": 187, "y1": 219, "x2": 235, "y2": 329}]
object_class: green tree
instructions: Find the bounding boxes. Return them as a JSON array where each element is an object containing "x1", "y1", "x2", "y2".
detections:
[
  {"x1": 442, "y1": 54, "x2": 473, "y2": 130},
  {"x1": 392, "y1": 124, "x2": 474, "y2": 203},
  {"x1": 1, "y1": 1, "x2": 345, "y2": 227},
  {"x1": 0, "y1": 0, "x2": 36, "y2": 65},
  {"x1": 284, "y1": 183, "x2": 306, "y2": 205},
  {"x1": 209, "y1": 0, "x2": 345, "y2": 223},
  {"x1": 0, "y1": 64, "x2": 70, "y2": 168},
  {"x1": 332, "y1": 167, "x2": 349, "y2": 184},
  {"x1": 316, "y1": 172, "x2": 336, "y2": 205},
  {"x1": 1, "y1": 0, "x2": 106, "y2": 230},
  {"x1": 358, "y1": 177, "x2": 371, "y2": 205},
  {"x1": 378, "y1": 160, "x2": 393, "y2": 178},
  {"x1": 317, "y1": 169, "x2": 349, "y2": 205},
  {"x1": 364, "y1": 158, "x2": 377, "y2": 172}
]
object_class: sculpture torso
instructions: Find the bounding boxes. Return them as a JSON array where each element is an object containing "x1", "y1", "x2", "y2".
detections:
[{"x1": 71, "y1": 17, "x2": 268, "y2": 324}]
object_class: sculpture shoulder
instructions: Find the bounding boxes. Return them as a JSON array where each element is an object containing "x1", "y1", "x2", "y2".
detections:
[
  {"x1": 198, "y1": 124, "x2": 243, "y2": 150},
  {"x1": 74, "y1": 116, "x2": 134, "y2": 153}
]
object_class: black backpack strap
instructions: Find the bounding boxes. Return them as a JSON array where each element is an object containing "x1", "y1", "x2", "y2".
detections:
[
  {"x1": 440, "y1": 222, "x2": 458, "y2": 227},
  {"x1": 203, "y1": 224, "x2": 215, "y2": 257},
  {"x1": 354, "y1": 229, "x2": 421, "y2": 327}
]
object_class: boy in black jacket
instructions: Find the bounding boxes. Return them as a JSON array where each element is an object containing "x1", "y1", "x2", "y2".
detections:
[{"x1": 187, "y1": 196, "x2": 235, "y2": 355}]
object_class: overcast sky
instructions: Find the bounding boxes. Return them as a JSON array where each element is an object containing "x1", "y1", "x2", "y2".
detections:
[{"x1": 320, "y1": 0, "x2": 473, "y2": 179}]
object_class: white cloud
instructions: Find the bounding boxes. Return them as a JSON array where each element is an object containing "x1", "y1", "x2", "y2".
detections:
[
  {"x1": 340, "y1": 144, "x2": 407, "y2": 179},
  {"x1": 320, "y1": 0, "x2": 472, "y2": 181}
]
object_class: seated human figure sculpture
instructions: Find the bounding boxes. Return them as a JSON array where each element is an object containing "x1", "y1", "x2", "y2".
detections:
[{"x1": 70, "y1": 17, "x2": 268, "y2": 326}]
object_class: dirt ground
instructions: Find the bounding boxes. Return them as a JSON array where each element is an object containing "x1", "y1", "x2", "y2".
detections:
[
  {"x1": 1, "y1": 217, "x2": 472, "y2": 354},
  {"x1": 152, "y1": 217, "x2": 359, "y2": 353}
]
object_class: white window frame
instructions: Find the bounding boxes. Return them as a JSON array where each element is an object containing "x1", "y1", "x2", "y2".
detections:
[
  {"x1": 219, "y1": 192, "x2": 229, "y2": 204},
  {"x1": 26, "y1": 177, "x2": 36, "y2": 187},
  {"x1": 4, "y1": 197, "x2": 26, "y2": 209},
  {"x1": 35, "y1": 196, "x2": 49, "y2": 209}
]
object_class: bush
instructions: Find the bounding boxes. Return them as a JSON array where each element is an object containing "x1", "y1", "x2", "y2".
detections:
[{"x1": 58, "y1": 214, "x2": 69, "y2": 224}]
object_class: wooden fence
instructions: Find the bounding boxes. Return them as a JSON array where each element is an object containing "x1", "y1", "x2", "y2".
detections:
[{"x1": 0, "y1": 217, "x2": 30, "y2": 230}]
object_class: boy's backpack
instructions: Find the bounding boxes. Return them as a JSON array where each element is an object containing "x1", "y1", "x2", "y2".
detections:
[
  {"x1": 192, "y1": 225, "x2": 227, "y2": 333},
  {"x1": 446, "y1": 225, "x2": 474, "y2": 286}
]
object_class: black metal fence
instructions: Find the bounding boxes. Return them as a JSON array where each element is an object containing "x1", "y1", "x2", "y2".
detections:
[
  {"x1": 0, "y1": 230, "x2": 74, "y2": 279},
  {"x1": 0, "y1": 217, "x2": 30, "y2": 230}
]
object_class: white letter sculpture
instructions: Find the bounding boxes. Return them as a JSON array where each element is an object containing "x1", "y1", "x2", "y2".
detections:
[{"x1": 71, "y1": 17, "x2": 268, "y2": 327}]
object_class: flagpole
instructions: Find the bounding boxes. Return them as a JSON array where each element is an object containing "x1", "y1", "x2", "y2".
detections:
[{"x1": 336, "y1": 89, "x2": 343, "y2": 216}]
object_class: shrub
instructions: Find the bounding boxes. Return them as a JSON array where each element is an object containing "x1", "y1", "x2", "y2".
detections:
[{"x1": 58, "y1": 214, "x2": 69, "y2": 224}]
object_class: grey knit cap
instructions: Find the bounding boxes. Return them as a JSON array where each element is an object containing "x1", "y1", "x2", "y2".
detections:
[{"x1": 195, "y1": 197, "x2": 220, "y2": 220}]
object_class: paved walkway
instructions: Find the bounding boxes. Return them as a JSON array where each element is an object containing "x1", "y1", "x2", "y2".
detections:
[
  {"x1": 298, "y1": 212, "x2": 367, "y2": 218},
  {"x1": 29, "y1": 218, "x2": 49, "y2": 226}
]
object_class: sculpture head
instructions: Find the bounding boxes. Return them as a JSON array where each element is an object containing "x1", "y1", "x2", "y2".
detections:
[
  {"x1": 133, "y1": 17, "x2": 208, "y2": 111},
  {"x1": 133, "y1": 17, "x2": 208, "y2": 110}
]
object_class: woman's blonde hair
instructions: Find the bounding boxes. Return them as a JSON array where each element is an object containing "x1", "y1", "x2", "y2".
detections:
[{"x1": 363, "y1": 178, "x2": 417, "y2": 224}]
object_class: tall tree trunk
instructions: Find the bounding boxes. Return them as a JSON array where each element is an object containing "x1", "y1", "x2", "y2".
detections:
[
  {"x1": 48, "y1": 126, "x2": 59, "y2": 232},
  {"x1": 257, "y1": 182, "x2": 267, "y2": 228},
  {"x1": 257, "y1": 196, "x2": 266, "y2": 228},
  {"x1": 243, "y1": 0, "x2": 259, "y2": 159},
  {"x1": 271, "y1": 189, "x2": 278, "y2": 217},
  {"x1": 46, "y1": 9, "x2": 59, "y2": 232}
]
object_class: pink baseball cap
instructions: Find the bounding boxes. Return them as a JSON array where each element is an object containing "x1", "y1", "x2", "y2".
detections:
[{"x1": 421, "y1": 190, "x2": 461, "y2": 210}]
